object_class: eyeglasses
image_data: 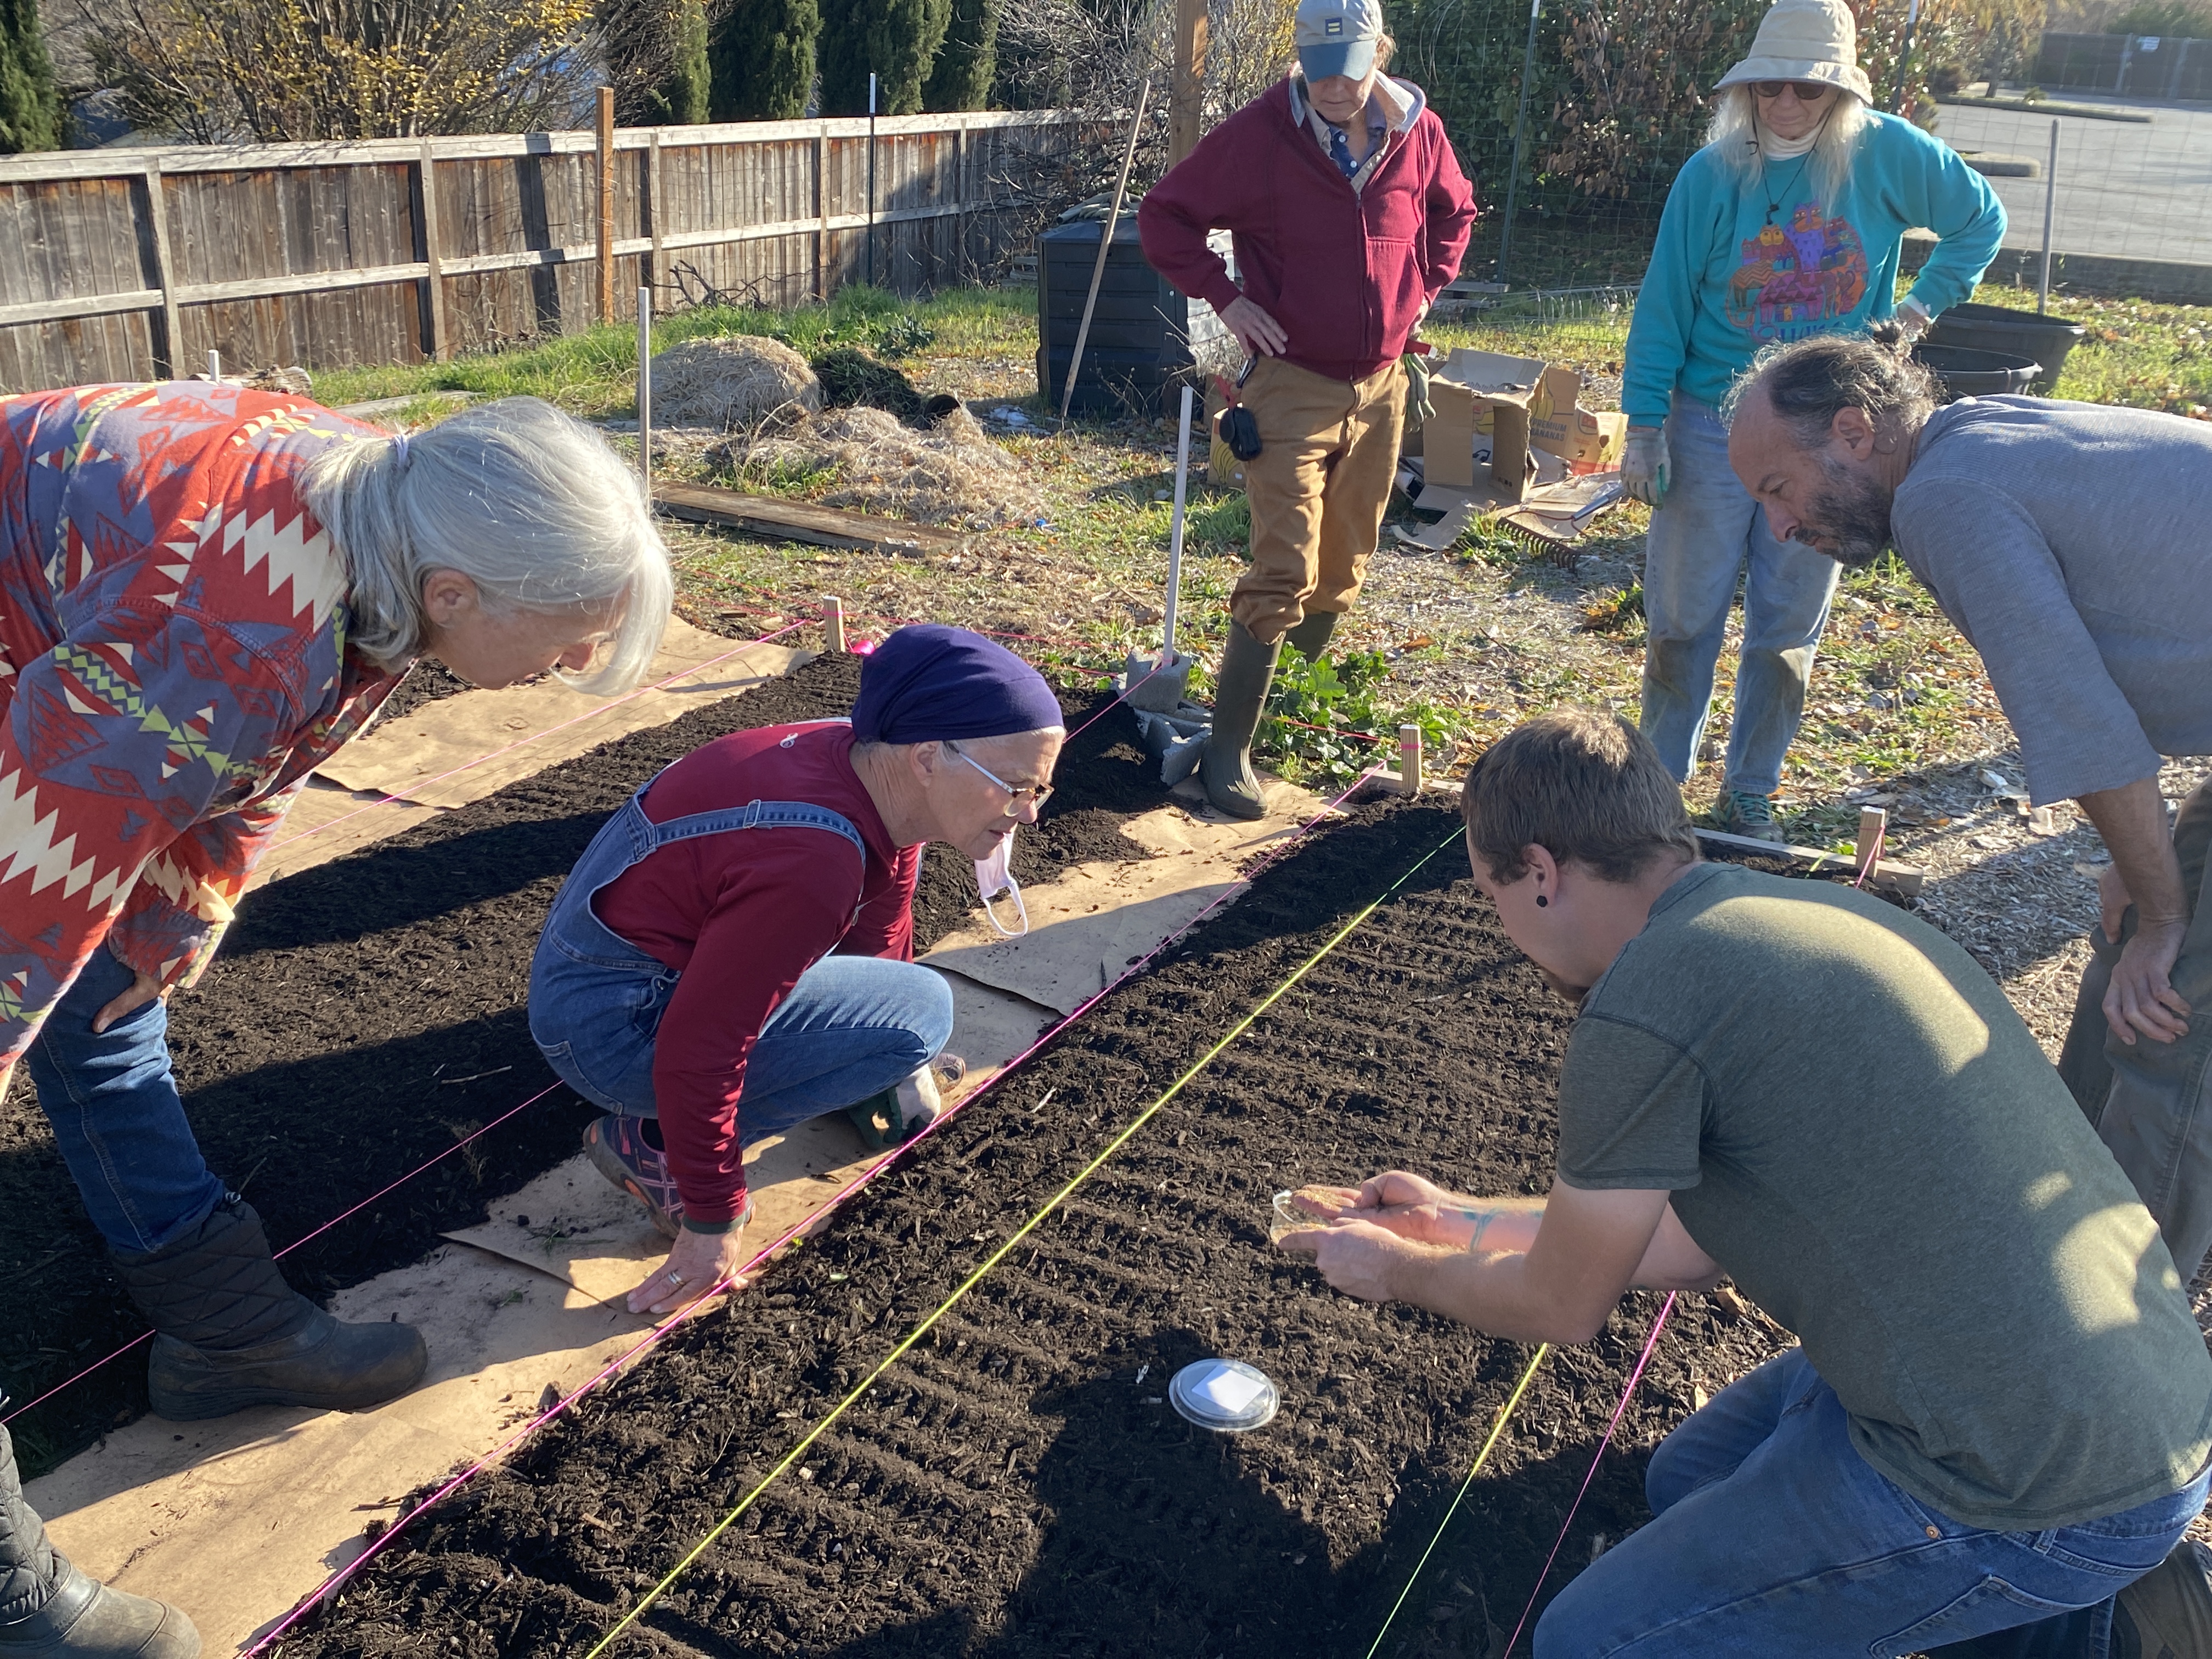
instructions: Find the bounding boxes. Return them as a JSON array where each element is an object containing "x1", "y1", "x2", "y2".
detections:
[
  {"x1": 947, "y1": 743, "x2": 1054, "y2": 816},
  {"x1": 1753, "y1": 80, "x2": 1835, "y2": 99}
]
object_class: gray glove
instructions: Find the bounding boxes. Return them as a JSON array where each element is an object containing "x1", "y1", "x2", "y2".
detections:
[
  {"x1": 1622, "y1": 425, "x2": 1669, "y2": 507},
  {"x1": 1402, "y1": 351, "x2": 1434, "y2": 431}
]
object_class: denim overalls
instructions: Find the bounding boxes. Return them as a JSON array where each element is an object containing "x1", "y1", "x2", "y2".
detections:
[{"x1": 528, "y1": 729, "x2": 954, "y2": 1144}]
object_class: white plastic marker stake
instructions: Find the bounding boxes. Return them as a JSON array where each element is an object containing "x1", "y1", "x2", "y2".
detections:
[
  {"x1": 1161, "y1": 381, "x2": 1194, "y2": 666},
  {"x1": 637, "y1": 285, "x2": 652, "y2": 493},
  {"x1": 206, "y1": 349, "x2": 221, "y2": 383}
]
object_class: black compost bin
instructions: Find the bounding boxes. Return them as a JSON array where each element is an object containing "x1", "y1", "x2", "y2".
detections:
[
  {"x1": 1914, "y1": 342, "x2": 2041, "y2": 401},
  {"x1": 1926, "y1": 301, "x2": 2085, "y2": 395},
  {"x1": 1037, "y1": 218, "x2": 1226, "y2": 417}
]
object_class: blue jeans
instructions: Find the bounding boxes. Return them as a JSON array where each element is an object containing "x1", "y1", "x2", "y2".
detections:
[
  {"x1": 528, "y1": 787, "x2": 954, "y2": 1142},
  {"x1": 24, "y1": 946, "x2": 228, "y2": 1252},
  {"x1": 1535, "y1": 1350, "x2": 2207, "y2": 1657},
  {"x1": 1638, "y1": 396, "x2": 1841, "y2": 798}
]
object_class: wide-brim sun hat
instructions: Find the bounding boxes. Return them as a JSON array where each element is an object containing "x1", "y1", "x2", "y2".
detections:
[{"x1": 1714, "y1": 0, "x2": 1875, "y2": 105}]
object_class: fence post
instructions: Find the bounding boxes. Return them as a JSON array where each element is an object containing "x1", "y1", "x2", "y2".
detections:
[
  {"x1": 596, "y1": 87, "x2": 617, "y2": 326},
  {"x1": 141, "y1": 160, "x2": 181, "y2": 379},
  {"x1": 1496, "y1": 0, "x2": 1542, "y2": 285},
  {"x1": 867, "y1": 74, "x2": 878, "y2": 290},
  {"x1": 645, "y1": 130, "x2": 665, "y2": 297},
  {"x1": 1170, "y1": 0, "x2": 1209, "y2": 168},
  {"x1": 2038, "y1": 119, "x2": 2058, "y2": 313},
  {"x1": 953, "y1": 123, "x2": 969, "y2": 281},
  {"x1": 417, "y1": 137, "x2": 449, "y2": 362},
  {"x1": 815, "y1": 126, "x2": 831, "y2": 303}
]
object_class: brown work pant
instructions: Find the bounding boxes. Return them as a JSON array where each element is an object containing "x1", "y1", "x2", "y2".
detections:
[{"x1": 1232, "y1": 355, "x2": 1406, "y2": 646}]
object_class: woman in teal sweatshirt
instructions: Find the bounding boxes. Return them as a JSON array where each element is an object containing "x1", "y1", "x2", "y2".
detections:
[{"x1": 1620, "y1": 0, "x2": 2003, "y2": 840}]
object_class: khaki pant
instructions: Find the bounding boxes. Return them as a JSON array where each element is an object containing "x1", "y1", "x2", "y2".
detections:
[
  {"x1": 1232, "y1": 355, "x2": 1405, "y2": 646},
  {"x1": 2059, "y1": 777, "x2": 2212, "y2": 1280}
]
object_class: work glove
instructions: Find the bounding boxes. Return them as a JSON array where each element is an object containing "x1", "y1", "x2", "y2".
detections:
[
  {"x1": 1402, "y1": 351, "x2": 1434, "y2": 431},
  {"x1": 1895, "y1": 295, "x2": 1933, "y2": 339},
  {"x1": 1622, "y1": 425, "x2": 1668, "y2": 507}
]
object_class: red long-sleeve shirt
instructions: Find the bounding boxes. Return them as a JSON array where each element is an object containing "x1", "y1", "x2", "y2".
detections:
[
  {"x1": 592, "y1": 723, "x2": 919, "y2": 1221},
  {"x1": 1138, "y1": 77, "x2": 1476, "y2": 382}
]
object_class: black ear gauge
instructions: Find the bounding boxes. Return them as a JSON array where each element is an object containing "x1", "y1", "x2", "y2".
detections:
[{"x1": 1536, "y1": 893, "x2": 1549, "y2": 908}]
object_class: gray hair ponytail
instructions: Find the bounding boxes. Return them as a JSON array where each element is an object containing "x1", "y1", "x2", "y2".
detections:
[{"x1": 303, "y1": 396, "x2": 674, "y2": 695}]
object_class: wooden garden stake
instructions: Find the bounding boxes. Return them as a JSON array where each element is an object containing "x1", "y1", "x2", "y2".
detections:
[
  {"x1": 823, "y1": 596, "x2": 847, "y2": 654},
  {"x1": 1398, "y1": 726, "x2": 1423, "y2": 795},
  {"x1": 1856, "y1": 806, "x2": 1887, "y2": 884}
]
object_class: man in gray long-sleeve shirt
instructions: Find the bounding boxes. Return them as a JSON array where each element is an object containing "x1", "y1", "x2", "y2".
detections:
[{"x1": 1722, "y1": 333, "x2": 2212, "y2": 1288}]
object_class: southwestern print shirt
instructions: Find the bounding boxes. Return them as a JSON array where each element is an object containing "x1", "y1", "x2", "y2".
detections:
[
  {"x1": 0, "y1": 381, "x2": 396, "y2": 1070},
  {"x1": 1621, "y1": 110, "x2": 2005, "y2": 423}
]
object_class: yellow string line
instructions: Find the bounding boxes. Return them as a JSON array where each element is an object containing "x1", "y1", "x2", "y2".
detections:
[
  {"x1": 1362, "y1": 1342, "x2": 1553, "y2": 1659},
  {"x1": 583, "y1": 823, "x2": 1464, "y2": 1657}
]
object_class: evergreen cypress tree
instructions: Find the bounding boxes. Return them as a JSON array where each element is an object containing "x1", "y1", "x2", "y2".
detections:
[
  {"x1": 0, "y1": 0, "x2": 59, "y2": 155},
  {"x1": 653, "y1": 0, "x2": 710, "y2": 123},
  {"x1": 921, "y1": 0, "x2": 995, "y2": 111},
  {"x1": 817, "y1": 0, "x2": 952, "y2": 116},
  {"x1": 709, "y1": 0, "x2": 819, "y2": 121}
]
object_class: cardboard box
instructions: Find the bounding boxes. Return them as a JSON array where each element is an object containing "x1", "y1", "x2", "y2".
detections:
[{"x1": 1423, "y1": 348, "x2": 1628, "y2": 496}]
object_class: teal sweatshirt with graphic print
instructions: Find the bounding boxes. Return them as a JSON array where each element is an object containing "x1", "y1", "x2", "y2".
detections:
[{"x1": 1622, "y1": 111, "x2": 2004, "y2": 425}]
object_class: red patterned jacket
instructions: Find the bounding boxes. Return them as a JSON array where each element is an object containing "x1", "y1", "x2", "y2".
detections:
[{"x1": 0, "y1": 382, "x2": 396, "y2": 1069}]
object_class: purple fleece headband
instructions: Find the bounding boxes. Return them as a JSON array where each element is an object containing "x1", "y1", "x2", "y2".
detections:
[{"x1": 850, "y1": 624, "x2": 1062, "y2": 746}]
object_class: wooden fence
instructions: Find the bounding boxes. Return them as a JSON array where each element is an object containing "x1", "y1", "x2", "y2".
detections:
[{"x1": 0, "y1": 111, "x2": 1086, "y2": 393}]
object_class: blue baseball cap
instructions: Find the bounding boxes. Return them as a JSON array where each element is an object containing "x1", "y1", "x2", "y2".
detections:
[{"x1": 1296, "y1": 0, "x2": 1385, "y2": 82}]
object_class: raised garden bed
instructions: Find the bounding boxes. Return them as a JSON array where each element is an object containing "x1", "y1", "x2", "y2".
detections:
[
  {"x1": 274, "y1": 799, "x2": 1792, "y2": 1659},
  {"x1": 1, "y1": 655, "x2": 1159, "y2": 1472}
]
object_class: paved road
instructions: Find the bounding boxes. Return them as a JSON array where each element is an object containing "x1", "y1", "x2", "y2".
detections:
[{"x1": 1934, "y1": 92, "x2": 2212, "y2": 266}]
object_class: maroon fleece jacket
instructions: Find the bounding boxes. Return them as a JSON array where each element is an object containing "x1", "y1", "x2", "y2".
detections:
[{"x1": 1138, "y1": 78, "x2": 1476, "y2": 383}]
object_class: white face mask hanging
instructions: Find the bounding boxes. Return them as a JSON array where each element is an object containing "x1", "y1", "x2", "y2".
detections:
[{"x1": 975, "y1": 829, "x2": 1028, "y2": 938}]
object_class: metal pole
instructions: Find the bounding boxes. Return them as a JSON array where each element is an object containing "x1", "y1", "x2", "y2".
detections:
[
  {"x1": 637, "y1": 285, "x2": 652, "y2": 494},
  {"x1": 1891, "y1": 0, "x2": 1923, "y2": 114},
  {"x1": 2039, "y1": 118, "x2": 2058, "y2": 312},
  {"x1": 1162, "y1": 382, "x2": 1194, "y2": 659},
  {"x1": 1059, "y1": 76, "x2": 1152, "y2": 425},
  {"x1": 866, "y1": 73, "x2": 877, "y2": 290},
  {"x1": 1497, "y1": 0, "x2": 1542, "y2": 285},
  {"x1": 206, "y1": 349, "x2": 222, "y2": 382}
]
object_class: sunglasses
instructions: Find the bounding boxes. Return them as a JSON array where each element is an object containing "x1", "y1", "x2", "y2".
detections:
[
  {"x1": 947, "y1": 742, "x2": 1054, "y2": 817},
  {"x1": 1753, "y1": 80, "x2": 1835, "y2": 99}
]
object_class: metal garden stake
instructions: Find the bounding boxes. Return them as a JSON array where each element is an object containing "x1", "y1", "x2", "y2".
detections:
[
  {"x1": 2039, "y1": 119, "x2": 2059, "y2": 312},
  {"x1": 637, "y1": 285, "x2": 652, "y2": 493}
]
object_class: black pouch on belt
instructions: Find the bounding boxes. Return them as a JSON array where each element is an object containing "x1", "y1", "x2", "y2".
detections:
[{"x1": 1214, "y1": 361, "x2": 1263, "y2": 461}]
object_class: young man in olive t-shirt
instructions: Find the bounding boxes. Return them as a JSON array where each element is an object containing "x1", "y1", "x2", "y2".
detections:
[{"x1": 1280, "y1": 710, "x2": 2212, "y2": 1658}]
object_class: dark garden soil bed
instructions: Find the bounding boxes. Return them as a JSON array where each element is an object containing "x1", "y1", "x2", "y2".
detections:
[
  {"x1": 276, "y1": 799, "x2": 1794, "y2": 1659},
  {"x1": 1, "y1": 654, "x2": 1159, "y2": 1474}
]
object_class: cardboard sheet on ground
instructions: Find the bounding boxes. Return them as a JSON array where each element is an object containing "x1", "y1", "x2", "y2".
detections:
[
  {"x1": 919, "y1": 778, "x2": 1329, "y2": 1017},
  {"x1": 313, "y1": 621, "x2": 807, "y2": 809},
  {"x1": 27, "y1": 1244, "x2": 654, "y2": 1657},
  {"x1": 443, "y1": 969, "x2": 1054, "y2": 1300},
  {"x1": 247, "y1": 777, "x2": 445, "y2": 889}
]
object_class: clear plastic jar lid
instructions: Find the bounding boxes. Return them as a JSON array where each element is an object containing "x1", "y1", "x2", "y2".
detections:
[{"x1": 1167, "y1": 1358, "x2": 1280, "y2": 1432}]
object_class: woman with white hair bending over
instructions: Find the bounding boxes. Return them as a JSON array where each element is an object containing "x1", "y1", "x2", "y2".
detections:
[
  {"x1": 0, "y1": 381, "x2": 668, "y2": 1659},
  {"x1": 1620, "y1": 0, "x2": 2002, "y2": 842}
]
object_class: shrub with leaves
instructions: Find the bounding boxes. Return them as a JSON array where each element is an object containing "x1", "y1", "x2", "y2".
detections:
[
  {"x1": 817, "y1": 0, "x2": 951, "y2": 116},
  {"x1": 1256, "y1": 644, "x2": 1468, "y2": 787}
]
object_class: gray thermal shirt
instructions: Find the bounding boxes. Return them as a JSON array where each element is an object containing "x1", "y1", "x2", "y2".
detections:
[{"x1": 1889, "y1": 396, "x2": 2212, "y2": 805}]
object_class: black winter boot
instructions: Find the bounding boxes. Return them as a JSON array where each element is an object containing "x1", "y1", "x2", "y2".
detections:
[
  {"x1": 1283, "y1": 610, "x2": 1340, "y2": 660},
  {"x1": 1200, "y1": 620, "x2": 1280, "y2": 822},
  {"x1": 109, "y1": 1197, "x2": 427, "y2": 1421},
  {"x1": 0, "y1": 1421, "x2": 198, "y2": 1656}
]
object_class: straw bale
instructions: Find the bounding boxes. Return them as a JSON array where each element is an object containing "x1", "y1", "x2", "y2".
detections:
[{"x1": 650, "y1": 336, "x2": 822, "y2": 432}]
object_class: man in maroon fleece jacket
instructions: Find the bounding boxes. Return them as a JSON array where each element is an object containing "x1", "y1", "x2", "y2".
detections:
[{"x1": 1139, "y1": 0, "x2": 1474, "y2": 819}]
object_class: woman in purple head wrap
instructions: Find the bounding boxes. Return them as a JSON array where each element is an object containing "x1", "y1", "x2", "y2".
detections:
[{"x1": 528, "y1": 625, "x2": 1064, "y2": 1316}]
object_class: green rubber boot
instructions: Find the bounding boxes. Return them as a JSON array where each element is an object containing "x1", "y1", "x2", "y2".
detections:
[
  {"x1": 1200, "y1": 621, "x2": 1280, "y2": 822},
  {"x1": 2117, "y1": 1541, "x2": 2212, "y2": 1659},
  {"x1": 1283, "y1": 610, "x2": 1339, "y2": 660}
]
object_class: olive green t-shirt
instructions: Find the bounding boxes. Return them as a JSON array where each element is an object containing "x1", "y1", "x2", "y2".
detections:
[{"x1": 1559, "y1": 862, "x2": 2212, "y2": 1530}]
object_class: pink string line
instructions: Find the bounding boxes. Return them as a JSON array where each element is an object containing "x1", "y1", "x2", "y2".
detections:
[
  {"x1": 1502, "y1": 1293, "x2": 1679, "y2": 1656},
  {"x1": 2, "y1": 1084, "x2": 564, "y2": 1427},
  {"x1": 267, "y1": 619, "x2": 811, "y2": 855},
  {"x1": 243, "y1": 762, "x2": 1386, "y2": 1655}
]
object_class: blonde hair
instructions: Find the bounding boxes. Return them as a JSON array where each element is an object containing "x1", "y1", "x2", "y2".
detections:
[
  {"x1": 1702, "y1": 84, "x2": 1871, "y2": 213},
  {"x1": 304, "y1": 396, "x2": 674, "y2": 696}
]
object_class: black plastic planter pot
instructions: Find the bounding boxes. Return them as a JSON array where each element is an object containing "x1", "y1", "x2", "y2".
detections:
[
  {"x1": 1925, "y1": 301, "x2": 2085, "y2": 395},
  {"x1": 1914, "y1": 342, "x2": 2042, "y2": 401}
]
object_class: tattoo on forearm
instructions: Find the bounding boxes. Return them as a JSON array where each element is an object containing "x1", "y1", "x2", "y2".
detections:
[{"x1": 1446, "y1": 1205, "x2": 1498, "y2": 1253}]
